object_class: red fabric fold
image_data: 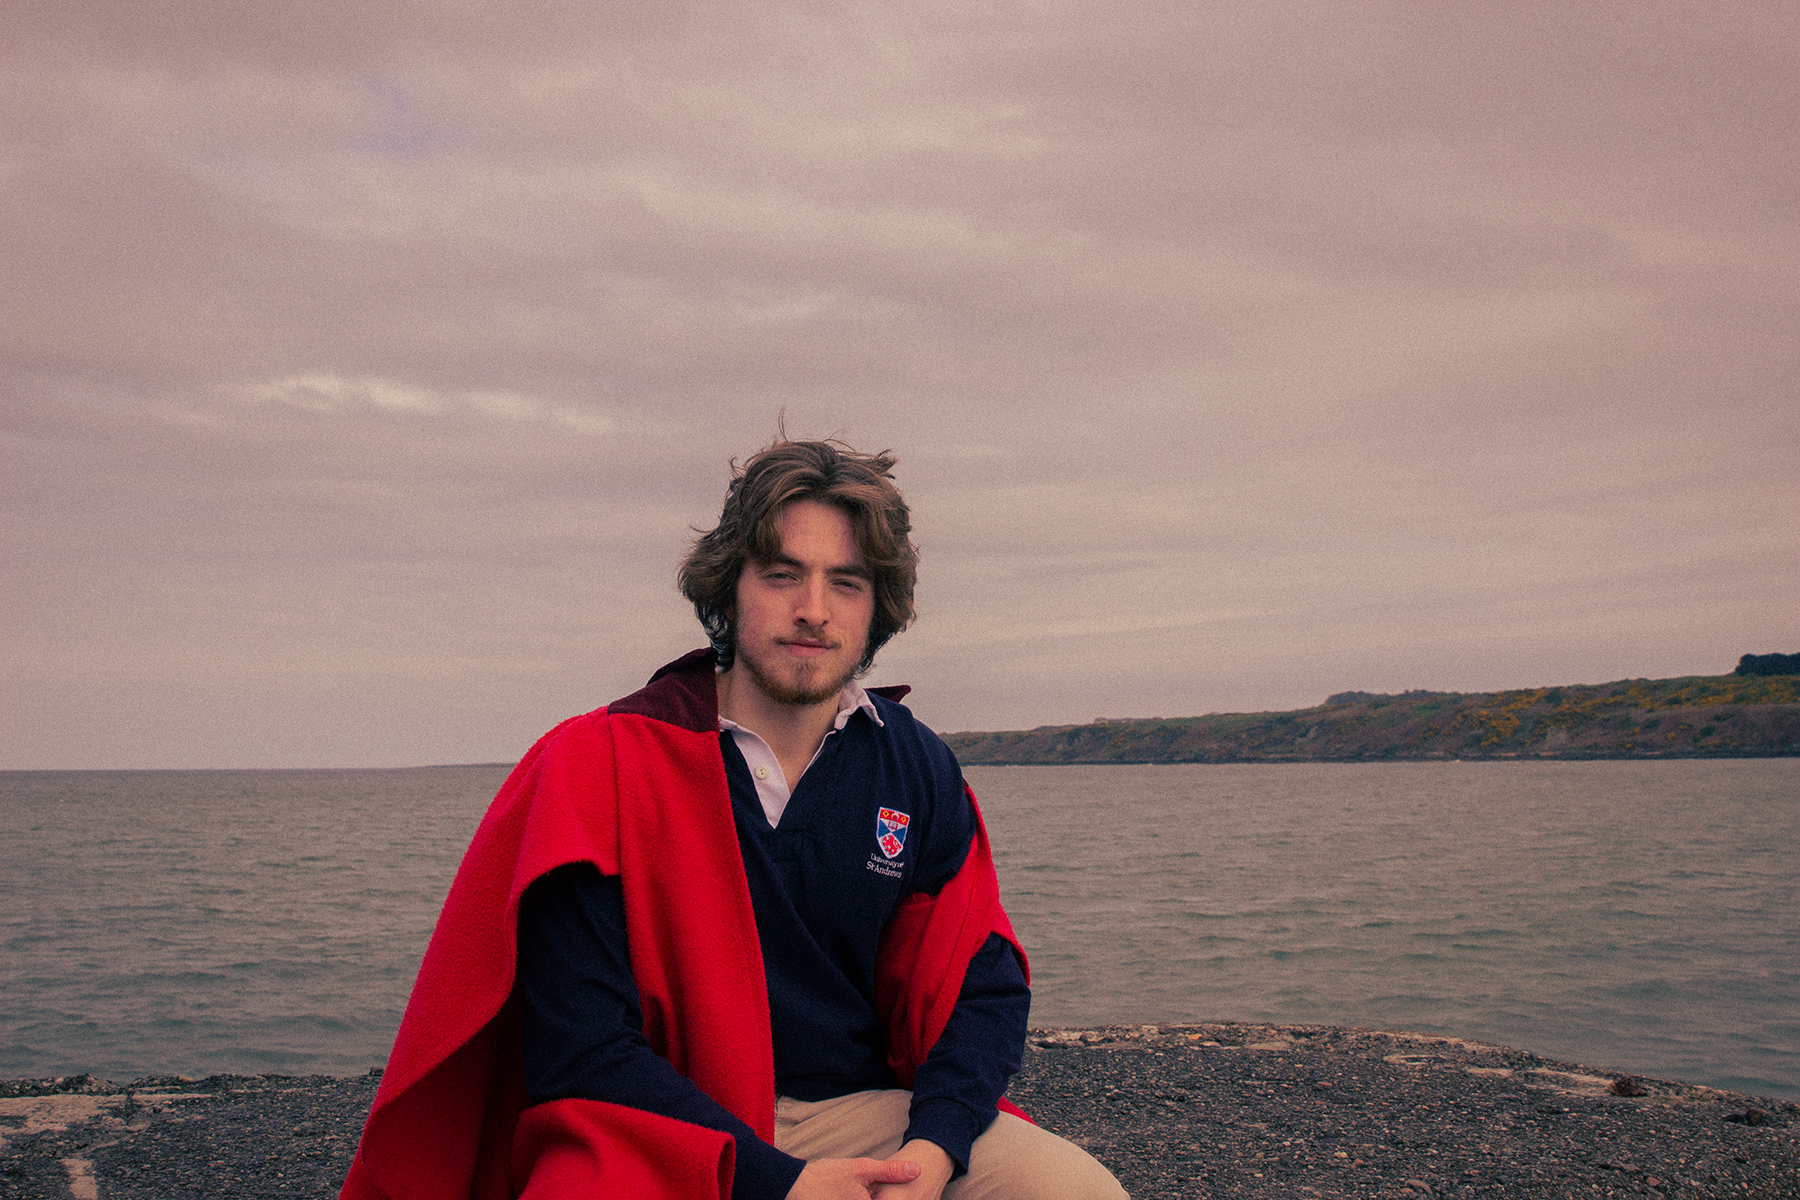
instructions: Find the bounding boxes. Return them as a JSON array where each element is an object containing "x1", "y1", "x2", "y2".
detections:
[
  {"x1": 876, "y1": 784, "x2": 1027, "y2": 1089},
  {"x1": 511, "y1": 1100, "x2": 734, "y2": 1200}
]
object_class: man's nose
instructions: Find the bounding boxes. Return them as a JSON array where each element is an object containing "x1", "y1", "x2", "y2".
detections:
[{"x1": 794, "y1": 575, "x2": 830, "y2": 625}]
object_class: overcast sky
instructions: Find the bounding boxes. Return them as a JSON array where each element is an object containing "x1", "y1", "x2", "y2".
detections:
[{"x1": 3, "y1": 1, "x2": 1795, "y2": 769}]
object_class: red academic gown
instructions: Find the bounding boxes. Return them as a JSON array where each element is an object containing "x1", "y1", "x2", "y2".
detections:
[{"x1": 341, "y1": 651, "x2": 1026, "y2": 1199}]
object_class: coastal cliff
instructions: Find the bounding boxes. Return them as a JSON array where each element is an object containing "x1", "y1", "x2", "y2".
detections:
[{"x1": 944, "y1": 673, "x2": 1800, "y2": 765}]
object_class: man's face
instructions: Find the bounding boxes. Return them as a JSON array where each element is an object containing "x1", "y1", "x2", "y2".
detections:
[{"x1": 731, "y1": 499, "x2": 875, "y2": 707}]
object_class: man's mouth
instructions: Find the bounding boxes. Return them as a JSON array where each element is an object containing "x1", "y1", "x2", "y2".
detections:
[{"x1": 779, "y1": 637, "x2": 839, "y2": 651}]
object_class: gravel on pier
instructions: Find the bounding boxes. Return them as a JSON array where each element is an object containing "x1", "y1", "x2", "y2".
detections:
[
  {"x1": 1011, "y1": 1024, "x2": 1797, "y2": 1198},
  {"x1": 2, "y1": 1024, "x2": 1794, "y2": 1198}
]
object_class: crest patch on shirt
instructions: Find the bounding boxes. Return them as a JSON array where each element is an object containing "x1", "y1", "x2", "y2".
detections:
[{"x1": 875, "y1": 808, "x2": 911, "y2": 860}]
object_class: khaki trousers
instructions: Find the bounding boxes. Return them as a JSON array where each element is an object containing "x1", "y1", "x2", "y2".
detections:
[{"x1": 773, "y1": 1090, "x2": 1129, "y2": 1199}]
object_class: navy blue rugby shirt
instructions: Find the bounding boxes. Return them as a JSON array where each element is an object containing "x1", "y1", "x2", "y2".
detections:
[{"x1": 515, "y1": 692, "x2": 1030, "y2": 1200}]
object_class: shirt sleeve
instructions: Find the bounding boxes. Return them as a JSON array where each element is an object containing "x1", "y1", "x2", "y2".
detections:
[
  {"x1": 899, "y1": 931, "x2": 1031, "y2": 1175},
  {"x1": 517, "y1": 862, "x2": 807, "y2": 1200},
  {"x1": 907, "y1": 754, "x2": 976, "y2": 898}
]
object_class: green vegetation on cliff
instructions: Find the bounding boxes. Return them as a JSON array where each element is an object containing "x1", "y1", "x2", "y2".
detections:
[{"x1": 943, "y1": 674, "x2": 1800, "y2": 765}]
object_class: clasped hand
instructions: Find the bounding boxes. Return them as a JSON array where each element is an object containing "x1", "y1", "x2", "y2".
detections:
[{"x1": 787, "y1": 1138, "x2": 955, "y2": 1200}]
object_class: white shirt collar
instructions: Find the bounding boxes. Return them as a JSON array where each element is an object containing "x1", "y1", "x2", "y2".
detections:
[
  {"x1": 717, "y1": 679, "x2": 884, "y2": 827},
  {"x1": 831, "y1": 679, "x2": 883, "y2": 730}
]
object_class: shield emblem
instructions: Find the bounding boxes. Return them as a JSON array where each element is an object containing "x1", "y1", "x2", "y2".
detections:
[{"x1": 876, "y1": 808, "x2": 911, "y2": 860}]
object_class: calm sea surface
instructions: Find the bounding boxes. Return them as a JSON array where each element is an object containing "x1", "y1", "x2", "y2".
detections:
[{"x1": 2, "y1": 760, "x2": 1795, "y2": 1099}]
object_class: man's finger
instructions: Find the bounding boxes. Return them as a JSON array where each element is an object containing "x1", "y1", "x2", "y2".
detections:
[
  {"x1": 790, "y1": 1156, "x2": 925, "y2": 1199},
  {"x1": 861, "y1": 1158, "x2": 922, "y2": 1184}
]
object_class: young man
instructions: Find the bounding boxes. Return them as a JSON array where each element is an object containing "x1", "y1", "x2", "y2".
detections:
[{"x1": 342, "y1": 439, "x2": 1126, "y2": 1200}]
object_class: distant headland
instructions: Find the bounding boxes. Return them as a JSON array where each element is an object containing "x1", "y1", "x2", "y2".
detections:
[{"x1": 943, "y1": 655, "x2": 1800, "y2": 765}]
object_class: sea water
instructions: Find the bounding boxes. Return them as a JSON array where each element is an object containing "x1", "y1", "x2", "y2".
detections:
[
  {"x1": 972, "y1": 760, "x2": 1798, "y2": 1100},
  {"x1": 1, "y1": 760, "x2": 1794, "y2": 1099}
]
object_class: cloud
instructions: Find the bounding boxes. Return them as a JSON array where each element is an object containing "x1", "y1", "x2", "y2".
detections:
[{"x1": 240, "y1": 374, "x2": 615, "y2": 435}]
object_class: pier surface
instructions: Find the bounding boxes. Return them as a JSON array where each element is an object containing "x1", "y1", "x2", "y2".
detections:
[{"x1": 3, "y1": 1023, "x2": 1795, "y2": 1198}]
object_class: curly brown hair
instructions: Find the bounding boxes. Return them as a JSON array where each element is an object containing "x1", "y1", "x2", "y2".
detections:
[{"x1": 679, "y1": 438, "x2": 918, "y2": 671}]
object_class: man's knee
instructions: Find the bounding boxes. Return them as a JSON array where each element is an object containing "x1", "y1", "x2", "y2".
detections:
[{"x1": 948, "y1": 1112, "x2": 1128, "y2": 1200}]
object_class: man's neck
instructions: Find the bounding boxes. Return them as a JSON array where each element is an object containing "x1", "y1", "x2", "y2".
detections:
[{"x1": 716, "y1": 665, "x2": 842, "y2": 789}]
